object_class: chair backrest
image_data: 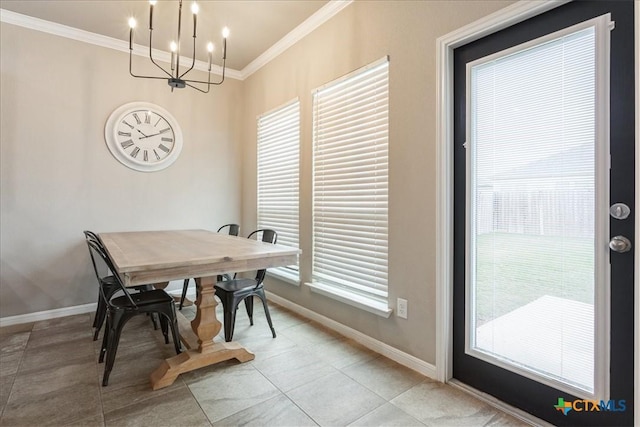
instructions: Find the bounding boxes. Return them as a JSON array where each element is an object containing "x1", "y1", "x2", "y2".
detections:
[
  {"x1": 247, "y1": 229, "x2": 278, "y2": 284},
  {"x1": 86, "y1": 239, "x2": 137, "y2": 308},
  {"x1": 83, "y1": 230, "x2": 100, "y2": 243},
  {"x1": 218, "y1": 223, "x2": 240, "y2": 236},
  {"x1": 247, "y1": 229, "x2": 278, "y2": 245},
  {"x1": 84, "y1": 230, "x2": 111, "y2": 282}
]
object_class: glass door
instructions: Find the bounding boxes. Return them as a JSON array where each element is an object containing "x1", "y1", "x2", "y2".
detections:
[{"x1": 452, "y1": 2, "x2": 634, "y2": 425}]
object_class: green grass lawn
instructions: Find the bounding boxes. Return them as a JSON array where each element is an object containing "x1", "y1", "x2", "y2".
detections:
[{"x1": 474, "y1": 232, "x2": 594, "y2": 325}]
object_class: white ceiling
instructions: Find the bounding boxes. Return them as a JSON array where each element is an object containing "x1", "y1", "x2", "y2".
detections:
[{"x1": 0, "y1": 0, "x2": 331, "y2": 72}]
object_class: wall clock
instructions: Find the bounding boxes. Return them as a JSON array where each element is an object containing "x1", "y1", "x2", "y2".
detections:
[{"x1": 104, "y1": 101, "x2": 183, "y2": 172}]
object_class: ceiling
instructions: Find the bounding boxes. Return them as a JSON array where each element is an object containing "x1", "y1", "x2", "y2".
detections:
[{"x1": 0, "y1": 0, "x2": 330, "y2": 72}]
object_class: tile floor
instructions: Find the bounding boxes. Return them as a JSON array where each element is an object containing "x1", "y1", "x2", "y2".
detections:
[{"x1": 0, "y1": 299, "x2": 529, "y2": 426}]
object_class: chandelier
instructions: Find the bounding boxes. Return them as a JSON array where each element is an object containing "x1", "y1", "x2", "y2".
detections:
[{"x1": 128, "y1": 0, "x2": 229, "y2": 93}]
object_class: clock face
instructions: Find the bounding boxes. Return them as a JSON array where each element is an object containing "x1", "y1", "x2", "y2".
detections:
[{"x1": 105, "y1": 102, "x2": 183, "y2": 172}]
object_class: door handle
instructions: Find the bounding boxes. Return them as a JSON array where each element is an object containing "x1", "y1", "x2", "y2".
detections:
[{"x1": 609, "y1": 235, "x2": 632, "y2": 253}]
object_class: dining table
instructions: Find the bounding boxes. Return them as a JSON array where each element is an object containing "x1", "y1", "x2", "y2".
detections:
[{"x1": 98, "y1": 229, "x2": 300, "y2": 390}]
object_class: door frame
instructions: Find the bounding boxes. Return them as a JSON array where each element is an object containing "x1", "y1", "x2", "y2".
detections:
[{"x1": 434, "y1": 0, "x2": 639, "y2": 424}]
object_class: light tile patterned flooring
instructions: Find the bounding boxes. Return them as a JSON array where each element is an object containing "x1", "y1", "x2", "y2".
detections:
[{"x1": 0, "y1": 299, "x2": 528, "y2": 426}]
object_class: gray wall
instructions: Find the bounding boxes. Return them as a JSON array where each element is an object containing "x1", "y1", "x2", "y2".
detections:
[
  {"x1": 240, "y1": 0, "x2": 514, "y2": 365},
  {"x1": 0, "y1": 1, "x2": 515, "y2": 367},
  {"x1": 0, "y1": 23, "x2": 244, "y2": 317}
]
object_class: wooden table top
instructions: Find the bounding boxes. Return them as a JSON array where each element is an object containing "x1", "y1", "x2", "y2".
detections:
[{"x1": 99, "y1": 229, "x2": 300, "y2": 286}]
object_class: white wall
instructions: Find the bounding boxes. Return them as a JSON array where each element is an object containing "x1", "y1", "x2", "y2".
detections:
[{"x1": 0, "y1": 22, "x2": 244, "y2": 317}]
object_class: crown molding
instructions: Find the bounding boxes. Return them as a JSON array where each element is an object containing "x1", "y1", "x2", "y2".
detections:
[
  {"x1": 0, "y1": 8, "x2": 242, "y2": 80},
  {"x1": 1, "y1": 1, "x2": 353, "y2": 82},
  {"x1": 239, "y1": 0, "x2": 353, "y2": 79}
]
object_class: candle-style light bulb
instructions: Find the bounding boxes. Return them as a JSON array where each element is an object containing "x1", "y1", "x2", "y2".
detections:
[
  {"x1": 207, "y1": 42, "x2": 214, "y2": 71},
  {"x1": 222, "y1": 27, "x2": 229, "y2": 60},
  {"x1": 170, "y1": 41, "x2": 178, "y2": 71},
  {"x1": 191, "y1": 3, "x2": 199, "y2": 38},
  {"x1": 128, "y1": 17, "x2": 136, "y2": 50}
]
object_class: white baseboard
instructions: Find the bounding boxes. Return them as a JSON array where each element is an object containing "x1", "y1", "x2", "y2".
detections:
[
  {"x1": 449, "y1": 380, "x2": 549, "y2": 427},
  {"x1": 0, "y1": 293, "x2": 438, "y2": 382},
  {"x1": 268, "y1": 293, "x2": 437, "y2": 379},
  {"x1": 0, "y1": 303, "x2": 96, "y2": 328}
]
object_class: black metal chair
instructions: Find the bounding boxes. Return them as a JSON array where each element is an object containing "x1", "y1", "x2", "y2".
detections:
[
  {"x1": 83, "y1": 230, "x2": 156, "y2": 341},
  {"x1": 214, "y1": 229, "x2": 278, "y2": 342},
  {"x1": 179, "y1": 223, "x2": 240, "y2": 310},
  {"x1": 85, "y1": 239, "x2": 181, "y2": 386}
]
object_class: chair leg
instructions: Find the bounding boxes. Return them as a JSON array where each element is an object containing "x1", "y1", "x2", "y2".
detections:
[
  {"x1": 167, "y1": 305, "x2": 182, "y2": 354},
  {"x1": 99, "y1": 312, "x2": 112, "y2": 363},
  {"x1": 93, "y1": 298, "x2": 107, "y2": 341},
  {"x1": 221, "y1": 297, "x2": 238, "y2": 342},
  {"x1": 102, "y1": 312, "x2": 131, "y2": 387},
  {"x1": 257, "y1": 293, "x2": 276, "y2": 339},
  {"x1": 92, "y1": 294, "x2": 103, "y2": 328},
  {"x1": 159, "y1": 314, "x2": 169, "y2": 344},
  {"x1": 244, "y1": 296, "x2": 254, "y2": 326},
  {"x1": 179, "y1": 278, "x2": 190, "y2": 310},
  {"x1": 95, "y1": 282, "x2": 119, "y2": 340},
  {"x1": 149, "y1": 313, "x2": 159, "y2": 330}
]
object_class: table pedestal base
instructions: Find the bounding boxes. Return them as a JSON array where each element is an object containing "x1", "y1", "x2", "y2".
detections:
[
  {"x1": 149, "y1": 342, "x2": 254, "y2": 390},
  {"x1": 149, "y1": 276, "x2": 254, "y2": 390}
]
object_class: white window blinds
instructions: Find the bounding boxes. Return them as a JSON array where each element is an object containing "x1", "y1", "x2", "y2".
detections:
[
  {"x1": 257, "y1": 99, "x2": 300, "y2": 280},
  {"x1": 311, "y1": 57, "x2": 389, "y2": 310}
]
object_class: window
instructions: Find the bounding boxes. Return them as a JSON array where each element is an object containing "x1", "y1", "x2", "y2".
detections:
[
  {"x1": 257, "y1": 99, "x2": 300, "y2": 282},
  {"x1": 310, "y1": 57, "x2": 390, "y2": 317}
]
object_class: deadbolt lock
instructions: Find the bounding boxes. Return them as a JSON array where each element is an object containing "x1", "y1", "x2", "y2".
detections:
[{"x1": 609, "y1": 203, "x2": 631, "y2": 220}]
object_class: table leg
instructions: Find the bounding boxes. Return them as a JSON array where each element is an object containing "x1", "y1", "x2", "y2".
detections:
[{"x1": 149, "y1": 276, "x2": 255, "y2": 390}]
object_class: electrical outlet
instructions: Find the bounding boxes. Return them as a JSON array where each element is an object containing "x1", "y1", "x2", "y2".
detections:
[{"x1": 397, "y1": 298, "x2": 408, "y2": 319}]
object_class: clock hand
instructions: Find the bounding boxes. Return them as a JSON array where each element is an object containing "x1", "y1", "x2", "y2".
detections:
[
  {"x1": 136, "y1": 129, "x2": 149, "y2": 138},
  {"x1": 138, "y1": 132, "x2": 162, "y2": 139}
]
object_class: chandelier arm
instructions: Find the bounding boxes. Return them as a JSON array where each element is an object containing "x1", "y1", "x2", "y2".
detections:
[
  {"x1": 182, "y1": 57, "x2": 226, "y2": 86},
  {"x1": 184, "y1": 81, "x2": 210, "y2": 94},
  {"x1": 179, "y1": 37, "x2": 197, "y2": 79},
  {"x1": 148, "y1": 29, "x2": 173, "y2": 78},
  {"x1": 129, "y1": 49, "x2": 172, "y2": 80},
  {"x1": 209, "y1": 58, "x2": 226, "y2": 85}
]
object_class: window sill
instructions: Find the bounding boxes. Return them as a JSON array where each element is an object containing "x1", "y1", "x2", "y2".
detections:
[
  {"x1": 304, "y1": 282, "x2": 393, "y2": 318},
  {"x1": 267, "y1": 269, "x2": 300, "y2": 286}
]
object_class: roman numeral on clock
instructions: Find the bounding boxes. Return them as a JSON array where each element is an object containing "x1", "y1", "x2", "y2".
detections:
[
  {"x1": 118, "y1": 131, "x2": 131, "y2": 137},
  {"x1": 158, "y1": 144, "x2": 170, "y2": 153},
  {"x1": 122, "y1": 120, "x2": 134, "y2": 129},
  {"x1": 143, "y1": 150, "x2": 149, "y2": 162},
  {"x1": 159, "y1": 127, "x2": 171, "y2": 134},
  {"x1": 131, "y1": 147, "x2": 140, "y2": 158},
  {"x1": 133, "y1": 113, "x2": 142, "y2": 124},
  {"x1": 121, "y1": 140, "x2": 134, "y2": 149},
  {"x1": 161, "y1": 137, "x2": 173, "y2": 142},
  {"x1": 145, "y1": 113, "x2": 151, "y2": 124},
  {"x1": 153, "y1": 149, "x2": 161, "y2": 160}
]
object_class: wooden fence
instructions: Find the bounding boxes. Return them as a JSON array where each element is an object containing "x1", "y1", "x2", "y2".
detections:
[{"x1": 476, "y1": 189, "x2": 594, "y2": 238}]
